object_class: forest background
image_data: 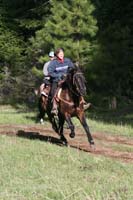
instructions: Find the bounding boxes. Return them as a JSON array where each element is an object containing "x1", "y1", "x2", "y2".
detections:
[{"x1": 0, "y1": 0, "x2": 132, "y2": 109}]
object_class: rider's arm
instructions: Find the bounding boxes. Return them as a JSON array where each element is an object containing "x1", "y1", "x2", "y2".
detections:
[
  {"x1": 43, "y1": 61, "x2": 50, "y2": 76},
  {"x1": 68, "y1": 58, "x2": 75, "y2": 69},
  {"x1": 66, "y1": 58, "x2": 76, "y2": 73},
  {"x1": 48, "y1": 61, "x2": 61, "y2": 78}
]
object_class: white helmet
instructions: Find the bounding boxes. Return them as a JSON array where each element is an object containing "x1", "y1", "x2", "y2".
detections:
[{"x1": 49, "y1": 51, "x2": 54, "y2": 57}]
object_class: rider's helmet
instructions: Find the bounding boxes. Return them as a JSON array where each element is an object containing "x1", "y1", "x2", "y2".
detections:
[{"x1": 49, "y1": 51, "x2": 54, "y2": 57}]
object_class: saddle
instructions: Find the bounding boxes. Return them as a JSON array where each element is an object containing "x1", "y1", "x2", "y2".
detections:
[
  {"x1": 41, "y1": 83, "x2": 60, "y2": 101},
  {"x1": 41, "y1": 84, "x2": 51, "y2": 97},
  {"x1": 41, "y1": 79, "x2": 65, "y2": 103}
]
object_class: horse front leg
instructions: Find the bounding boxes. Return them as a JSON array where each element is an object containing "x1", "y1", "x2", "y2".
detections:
[
  {"x1": 78, "y1": 111, "x2": 94, "y2": 147},
  {"x1": 65, "y1": 114, "x2": 75, "y2": 138},
  {"x1": 58, "y1": 115, "x2": 67, "y2": 145}
]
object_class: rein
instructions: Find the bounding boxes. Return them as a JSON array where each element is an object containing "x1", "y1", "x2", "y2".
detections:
[
  {"x1": 57, "y1": 88, "x2": 74, "y2": 106},
  {"x1": 57, "y1": 88, "x2": 84, "y2": 107}
]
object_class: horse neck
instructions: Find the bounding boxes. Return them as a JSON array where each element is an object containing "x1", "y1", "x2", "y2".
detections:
[
  {"x1": 65, "y1": 76, "x2": 80, "y2": 106},
  {"x1": 67, "y1": 73, "x2": 79, "y2": 96}
]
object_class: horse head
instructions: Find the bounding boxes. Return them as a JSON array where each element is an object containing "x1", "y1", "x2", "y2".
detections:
[{"x1": 67, "y1": 67, "x2": 87, "y2": 96}]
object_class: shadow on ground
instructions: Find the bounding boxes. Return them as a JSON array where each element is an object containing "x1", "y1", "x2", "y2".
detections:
[{"x1": 17, "y1": 130, "x2": 64, "y2": 145}]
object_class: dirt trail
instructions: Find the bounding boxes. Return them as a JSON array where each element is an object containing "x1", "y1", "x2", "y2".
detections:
[{"x1": 0, "y1": 124, "x2": 133, "y2": 163}]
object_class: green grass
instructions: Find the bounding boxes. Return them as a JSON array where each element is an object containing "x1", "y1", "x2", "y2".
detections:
[
  {"x1": 0, "y1": 105, "x2": 133, "y2": 199},
  {"x1": 0, "y1": 105, "x2": 132, "y2": 137},
  {"x1": 0, "y1": 105, "x2": 37, "y2": 125},
  {"x1": 72, "y1": 117, "x2": 132, "y2": 138},
  {"x1": 86, "y1": 105, "x2": 133, "y2": 137},
  {"x1": 87, "y1": 119, "x2": 133, "y2": 137},
  {"x1": 111, "y1": 143, "x2": 133, "y2": 152},
  {"x1": 0, "y1": 135, "x2": 133, "y2": 200}
]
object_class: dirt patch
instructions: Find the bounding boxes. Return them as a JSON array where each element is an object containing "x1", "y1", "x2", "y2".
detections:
[{"x1": 0, "y1": 124, "x2": 133, "y2": 163}]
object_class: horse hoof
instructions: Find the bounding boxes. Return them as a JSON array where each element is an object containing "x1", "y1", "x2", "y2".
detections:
[
  {"x1": 61, "y1": 139, "x2": 68, "y2": 146},
  {"x1": 62, "y1": 141, "x2": 68, "y2": 146},
  {"x1": 90, "y1": 140, "x2": 95, "y2": 145},
  {"x1": 60, "y1": 136, "x2": 67, "y2": 145},
  {"x1": 90, "y1": 143, "x2": 95, "y2": 151},
  {"x1": 69, "y1": 132, "x2": 75, "y2": 138}
]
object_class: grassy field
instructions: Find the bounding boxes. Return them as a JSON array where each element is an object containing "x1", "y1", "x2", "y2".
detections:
[
  {"x1": 0, "y1": 134, "x2": 133, "y2": 200},
  {"x1": 0, "y1": 104, "x2": 132, "y2": 137},
  {"x1": 0, "y1": 105, "x2": 133, "y2": 200}
]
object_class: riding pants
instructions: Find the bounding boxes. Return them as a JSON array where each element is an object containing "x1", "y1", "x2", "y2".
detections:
[{"x1": 50, "y1": 82, "x2": 58, "y2": 99}]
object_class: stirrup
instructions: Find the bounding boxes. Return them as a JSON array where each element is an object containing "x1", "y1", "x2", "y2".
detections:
[
  {"x1": 51, "y1": 108, "x2": 58, "y2": 115},
  {"x1": 41, "y1": 91, "x2": 48, "y2": 97}
]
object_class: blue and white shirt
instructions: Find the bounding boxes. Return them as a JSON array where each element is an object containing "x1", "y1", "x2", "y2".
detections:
[{"x1": 48, "y1": 58, "x2": 74, "y2": 82}]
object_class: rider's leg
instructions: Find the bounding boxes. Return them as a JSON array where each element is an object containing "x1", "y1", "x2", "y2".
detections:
[{"x1": 51, "y1": 82, "x2": 58, "y2": 114}]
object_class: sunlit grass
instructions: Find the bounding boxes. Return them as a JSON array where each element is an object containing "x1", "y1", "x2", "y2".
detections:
[
  {"x1": 0, "y1": 105, "x2": 132, "y2": 137},
  {"x1": 0, "y1": 105, "x2": 133, "y2": 199},
  {"x1": 0, "y1": 104, "x2": 35, "y2": 123},
  {"x1": 0, "y1": 135, "x2": 133, "y2": 200},
  {"x1": 111, "y1": 143, "x2": 133, "y2": 152},
  {"x1": 88, "y1": 119, "x2": 132, "y2": 137},
  {"x1": 72, "y1": 117, "x2": 133, "y2": 137}
]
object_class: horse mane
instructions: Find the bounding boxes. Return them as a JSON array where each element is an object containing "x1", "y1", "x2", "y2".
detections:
[{"x1": 65, "y1": 67, "x2": 86, "y2": 96}]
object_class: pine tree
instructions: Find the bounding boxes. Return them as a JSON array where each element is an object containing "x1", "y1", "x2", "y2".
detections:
[
  {"x1": 34, "y1": 0, "x2": 98, "y2": 66},
  {"x1": 91, "y1": 0, "x2": 133, "y2": 102}
]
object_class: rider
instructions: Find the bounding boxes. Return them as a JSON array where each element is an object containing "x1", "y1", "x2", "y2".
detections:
[
  {"x1": 48, "y1": 48, "x2": 74, "y2": 114},
  {"x1": 48, "y1": 48, "x2": 91, "y2": 115},
  {"x1": 40, "y1": 51, "x2": 55, "y2": 96}
]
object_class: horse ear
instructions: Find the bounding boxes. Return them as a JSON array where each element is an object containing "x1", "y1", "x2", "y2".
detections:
[
  {"x1": 68, "y1": 67, "x2": 74, "y2": 73},
  {"x1": 73, "y1": 65, "x2": 78, "y2": 71},
  {"x1": 75, "y1": 66, "x2": 81, "y2": 72}
]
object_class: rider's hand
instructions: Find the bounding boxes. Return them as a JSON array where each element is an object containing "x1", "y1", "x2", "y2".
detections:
[
  {"x1": 61, "y1": 74, "x2": 67, "y2": 80},
  {"x1": 58, "y1": 80, "x2": 64, "y2": 86}
]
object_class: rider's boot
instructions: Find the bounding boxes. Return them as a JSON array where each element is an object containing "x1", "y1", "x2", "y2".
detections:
[
  {"x1": 80, "y1": 96, "x2": 91, "y2": 110},
  {"x1": 83, "y1": 102, "x2": 92, "y2": 110}
]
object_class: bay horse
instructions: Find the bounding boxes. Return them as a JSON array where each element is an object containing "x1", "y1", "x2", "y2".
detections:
[{"x1": 38, "y1": 67, "x2": 94, "y2": 147}]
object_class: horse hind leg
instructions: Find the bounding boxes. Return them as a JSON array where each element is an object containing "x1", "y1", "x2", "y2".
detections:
[{"x1": 38, "y1": 97, "x2": 45, "y2": 123}]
